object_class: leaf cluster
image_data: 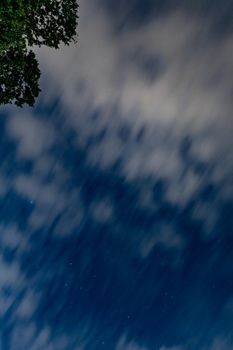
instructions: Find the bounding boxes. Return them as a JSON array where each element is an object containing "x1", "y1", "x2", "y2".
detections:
[
  {"x1": 0, "y1": 0, "x2": 78, "y2": 107},
  {"x1": 0, "y1": 47, "x2": 41, "y2": 107}
]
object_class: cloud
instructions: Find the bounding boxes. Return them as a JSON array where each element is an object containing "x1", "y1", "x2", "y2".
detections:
[
  {"x1": 140, "y1": 224, "x2": 184, "y2": 258},
  {"x1": 0, "y1": 224, "x2": 29, "y2": 260},
  {"x1": 160, "y1": 347, "x2": 184, "y2": 350},
  {"x1": 116, "y1": 336, "x2": 148, "y2": 350},
  {"x1": 207, "y1": 338, "x2": 233, "y2": 350},
  {"x1": 116, "y1": 336, "x2": 184, "y2": 350},
  {"x1": 0, "y1": 207, "x2": 86, "y2": 350},
  {"x1": 39, "y1": 0, "x2": 233, "y2": 130},
  {"x1": 0, "y1": 254, "x2": 22, "y2": 287},
  {"x1": 6, "y1": 112, "x2": 55, "y2": 159},
  {"x1": 14, "y1": 175, "x2": 59, "y2": 206},
  {"x1": 91, "y1": 197, "x2": 114, "y2": 223},
  {"x1": 11, "y1": 171, "x2": 84, "y2": 237},
  {"x1": 36, "y1": 0, "x2": 233, "y2": 210},
  {"x1": 39, "y1": 2, "x2": 231, "y2": 127}
]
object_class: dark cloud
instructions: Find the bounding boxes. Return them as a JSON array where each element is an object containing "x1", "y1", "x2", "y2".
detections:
[{"x1": 100, "y1": 0, "x2": 233, "y2": 36}]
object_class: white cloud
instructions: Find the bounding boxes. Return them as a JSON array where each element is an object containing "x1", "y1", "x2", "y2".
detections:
[
  {"x1": 116, "y1": 336, "x2": 148, "y2": 350},
  {"x1": 8, "y1": 164, "x2": 84, "y2": 237},
  {"x1": 16, "y1": 291, "x2": 38, "y2": 319},
  {"x1": 6, "y1": 112, "x2": 55, "y2": 159},
  {"x1": 36, "y1": 0, "x2": 233, "y2": 208},
  {"x1": 53, "y1": 200, "x2": 84, "y2": 237},
  {"x1": 0, "y1": 255, "x2": 22, "y2": 286},
  {"x1": 115, "y1": 336, "x2": 184, "y2": 350},
  {"x1": 207, "y1": 338, "x2": 233, "y2": 350},
  {"x1": 0, "y1": 259, "x2": 23, "y2": 315},
  {"x1": 140, "y1": 225, "x2": 184, "y2": 258},
  {"x1": 91, "y1": 198, "x2": 114, "y2": 223},
  {"x1": 14, "y1": 174, "x2": 60, "y2": 207},
  {"x1": 11, "y1": 323, "x2": 37, "y2": 350},
  {"x1": 0, "y1": 224, "x2": 22, "y2": 250},
  {"x1": 160, "y1": 347, "x2": 184, "y2": 350},
  {"x1": 38, "y1": 1, "x2": 233, "y2": 130}
]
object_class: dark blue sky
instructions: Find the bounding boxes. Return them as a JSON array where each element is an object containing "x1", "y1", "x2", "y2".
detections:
[{"x1": 0, "y1": 0, "x2": 233, "y2": 349}]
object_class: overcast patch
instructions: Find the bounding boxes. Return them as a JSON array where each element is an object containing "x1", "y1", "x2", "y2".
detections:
[
  {"x1": 6, "y1": 112, "x2": 55, "y2": 159},
  {"x1": 36, "y1": 0, "x2": 233, "y2": 208}
]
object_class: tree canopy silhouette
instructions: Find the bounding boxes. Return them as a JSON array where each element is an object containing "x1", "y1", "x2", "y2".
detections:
[
  {"x1": 0, "y1": 0, "x2": 78, "y2": 107},
  {"x1": 0, "y1": 46, "x2": 40, "y2": 107}
]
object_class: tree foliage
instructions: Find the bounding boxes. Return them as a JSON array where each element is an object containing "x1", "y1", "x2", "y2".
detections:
[
  {"x1": 25, "y1": 0, "x2": 78, "y2": 48},
  {"x1": 0, "y1": 47, "x2": 41, "y2": 107},
  {"x1": 0, "y1": 0, "x2": 78, "y2": 107}
]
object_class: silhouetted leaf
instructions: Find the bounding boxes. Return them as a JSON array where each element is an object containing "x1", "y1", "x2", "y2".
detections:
[{"x1": 0, "y1": 0, "x2": 78, "y2": 107}]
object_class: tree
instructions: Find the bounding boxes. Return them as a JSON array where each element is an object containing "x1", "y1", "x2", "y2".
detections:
[
  {"x1": 0, "y1": 0, "x2": 78, "y2": 107},
  {"x1": 25, "y1": 0, "x2": 79, "y2": 48},
  {"x1": 0, "y1": 46, "x2": 41, "y2": 107}
]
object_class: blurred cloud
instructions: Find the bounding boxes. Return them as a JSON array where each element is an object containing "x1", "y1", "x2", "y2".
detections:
[
  {"x1": 116, "y1": 336, "x2": 148, "y2": 350},
  {"x1": 6, "y1": 112, "x2": 55, "y2": 159},
  {"x1": 36, "y1": 0, "x2": 233, "y2": 209}
]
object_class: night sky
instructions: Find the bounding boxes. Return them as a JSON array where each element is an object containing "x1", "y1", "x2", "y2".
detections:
[{"x1": 1, "y1": 0, "x2": 233, "y2": 349}]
